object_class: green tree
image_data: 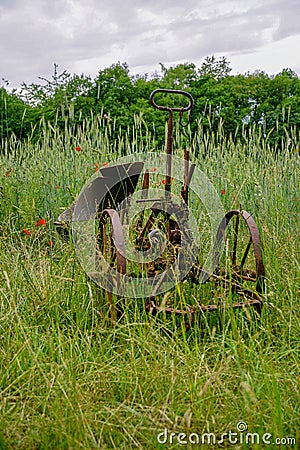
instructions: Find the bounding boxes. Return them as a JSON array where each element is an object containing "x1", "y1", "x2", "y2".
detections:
[
  {"x1": 0, "y1": 83, "x2": 33, "y2": 141},
  {"x1": 199, "y1": 55, "x2": 232, "y2": 79},
  {"x1": 93, "y1": 62, "x2": 135, "y2": 123},
  {"x1": 20, "y1": 64, "x2": 94, "y2": 133},
  {"x1": 1, "y1": 59, "x2": 299, "y2": 151},
  {"x1": 159, "y1": 62, "x2": 197, "y2": 89}
]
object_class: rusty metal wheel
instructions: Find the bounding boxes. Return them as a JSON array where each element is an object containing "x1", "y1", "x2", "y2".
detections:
[
  {"x1": 97, "y1": 208, "x2": 126, "y2": 317},
  {"x1": 213, "y1": 209, "x2": 265, "y2": 310},
  {"x1": 97, "y1": 209, "x2": 126, "y2": 274}
]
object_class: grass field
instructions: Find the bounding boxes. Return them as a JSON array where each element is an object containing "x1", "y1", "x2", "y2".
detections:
[{"x1": 0, "y1": 113, "x2": 299, "y2": 449}]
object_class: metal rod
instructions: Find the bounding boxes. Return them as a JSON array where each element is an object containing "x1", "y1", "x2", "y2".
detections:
[
  {"x1": 136, "y1": 198, "x2": 162, "y2": 203},
  {"x1": 142, "y1": 170, "x2": 149, "y2": 194},
  {"x1": 240, "y1": 237, "x2": 252, "y2": 269},
  {"x1": 232, "y1": 214, "x2": 240, "y2": 265},
  {"x1": 165, "y1": 110, "x2": 173, "y2": 193},
  {"x1": 182, "y1": 149, "x2": 189, "y2": 204}
]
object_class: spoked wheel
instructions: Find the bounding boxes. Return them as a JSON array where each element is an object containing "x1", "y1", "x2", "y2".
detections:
[
  {"x1": 213, "y1": 210, "x2": 265, "y2": 311},
  {"x1": 97, "y1": 208, "x2": 126, "y2": 317}
]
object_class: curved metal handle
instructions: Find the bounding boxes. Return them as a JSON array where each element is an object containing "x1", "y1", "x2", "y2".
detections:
[{"x1": 150, "y1": 88, "x2": 194, "y2": 112}]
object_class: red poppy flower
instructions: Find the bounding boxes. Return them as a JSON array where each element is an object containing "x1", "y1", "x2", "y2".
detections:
[
  {"x1": 94, "y1": 163, "x2": 99, "y2": 172},
  {"x1": 102, "y1": 161, "x2": 109, "y2": 167},
  {"x1": 23, "y1": 229, "x2": 31, "y2": 236},
  {"x1": 161, "y1": 179, "x2": 166, "y2": 185},
  {"x1": 49, "y1": 240, "x2": 54, "y2": 247},
  {"x1": 75, "y1": 146, "x2": 81, "y2": 152},
  {"x1": 151, "y1": 167, "x2": 157, "y2": 172},
  {"x1": 221, "y1": 189, "x2": 226, "y2": 195},
  {"x1": 5, "y1": 170, "x2": 12, "y2": 177},
  {"x1": 35, "y1": 218, "x2": 47, "y2": 227}
]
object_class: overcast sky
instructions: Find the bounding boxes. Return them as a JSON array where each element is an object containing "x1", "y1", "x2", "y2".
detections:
[{"x1": 1, "y1": 0, "x2": 300, "y2": 89}]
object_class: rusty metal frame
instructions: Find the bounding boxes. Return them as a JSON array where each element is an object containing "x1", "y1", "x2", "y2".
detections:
[{"x1": 55, "y1": 88, "x2": 266, "y2": 324}]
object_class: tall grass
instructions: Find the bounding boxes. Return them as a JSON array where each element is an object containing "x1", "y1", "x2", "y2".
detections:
[{"x1": 0, "y1": 111, "x2": 299, "y2": 449}]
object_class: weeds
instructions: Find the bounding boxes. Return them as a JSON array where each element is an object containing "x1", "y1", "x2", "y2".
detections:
[{"x1": 0, "y1": 112, "x2": 299, "y2": 449}]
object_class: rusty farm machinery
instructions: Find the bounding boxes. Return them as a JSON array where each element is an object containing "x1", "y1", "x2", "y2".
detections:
[{"x1": 55, "y1": 89, "x2": 265, "y2": 324}]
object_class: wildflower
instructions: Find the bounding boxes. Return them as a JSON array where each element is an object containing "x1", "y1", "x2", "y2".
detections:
[
  {"x1": 49, "y1": 240, "x2": 54, "y2": 247},
  {"x1": 36, "y1": 218, "x2": 47, "y2": 227},
  {"x1": 94, "y1": 163, "x2": 99, "y2": 172},
  {"x1": 55, "y1": 185, "x2": 60, "y2": 189},
  {"x1": 102, "y1": 161, "x2": 109, "y2": 167},
  {"x1": 5, "y1": 170, "x2": 12, "y2": 177},
  {"x1": 75, "y1": 146, "x2": 81, "y2": 152},
  {"x1": 23, "y1": 229, "x2": 31, "y2": 236},
  {"x1": 221, "y1": 189, "x2": 226, "y2": 195},
  {"x1": 161, "y1": 178, "x2": 173, "y2": 185},
  {"x1": 151, "y1": 167, "x2": 157, "y2": 172}
]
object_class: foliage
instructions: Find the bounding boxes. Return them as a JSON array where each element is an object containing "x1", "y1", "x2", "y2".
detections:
[
  {"x1": 198, "y1": 55, "x2": 232, "y2": 79},
  {"x1": 0, "y1": 85, "x2": 32, "y2": 141},
  {"x1": 1, "y1": 57, "x2": 300, "y2": 151}
]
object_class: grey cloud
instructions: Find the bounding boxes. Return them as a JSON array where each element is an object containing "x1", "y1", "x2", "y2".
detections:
[
  {"x1": 127, "y1": 4, "x2": 273, "y2": 68},
  {"x1": 0, "y1": 0, "x2": 122, "y2": 84},
  {"x1": 167, "y1": 3, "x2": 275, "y2": 50},
  {"x1": 271, "y1": 0, "x2": 300, "y2": 40},
  {"x1": 0, "y1": 0, "x2": 299, "y2": 87}
]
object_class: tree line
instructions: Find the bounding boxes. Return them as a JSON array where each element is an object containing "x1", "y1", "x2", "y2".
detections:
[{"x1": 1, "y1": 56, "x2": 300, "y2": 150}]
